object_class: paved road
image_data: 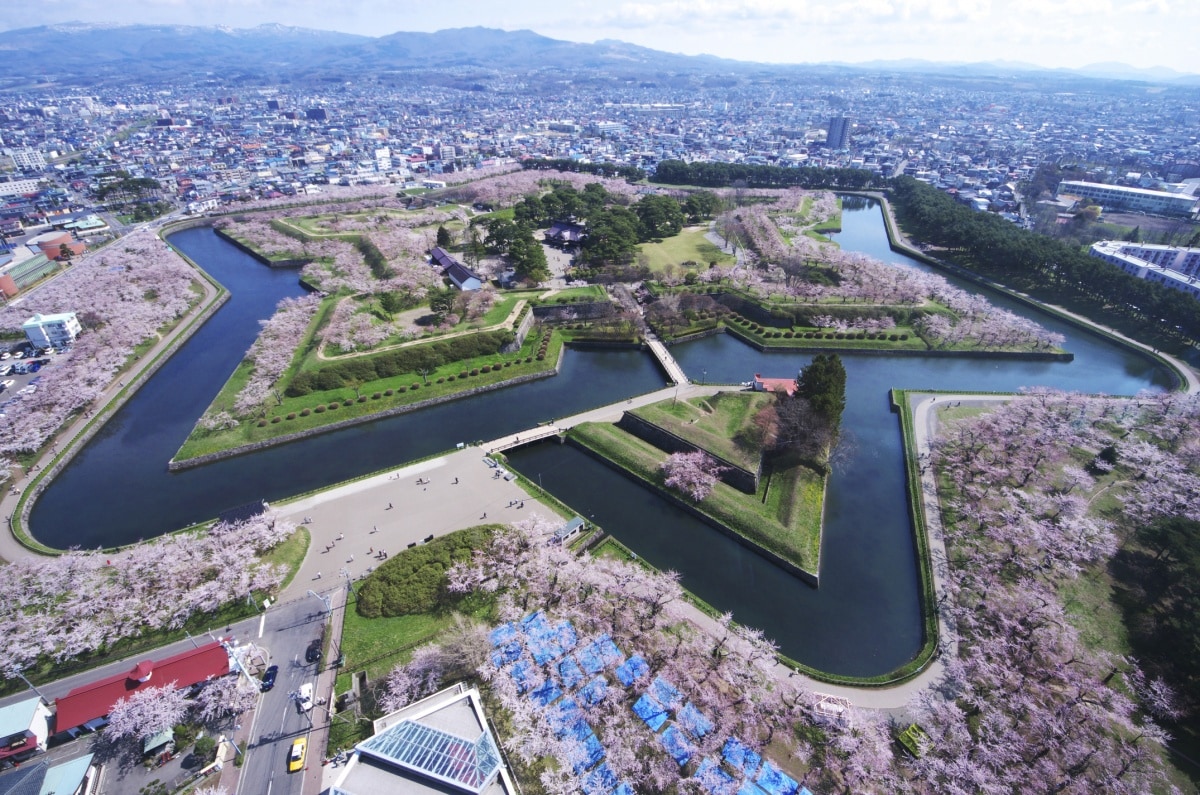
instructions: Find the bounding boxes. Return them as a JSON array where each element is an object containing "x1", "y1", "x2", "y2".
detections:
[{"x1": 232, "y1": 594, "x2": 335, "y2": 795}]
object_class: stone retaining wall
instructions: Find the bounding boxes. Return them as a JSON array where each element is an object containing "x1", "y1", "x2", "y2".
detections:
[
  {"x1": 565, "y1": 436, "x2": 818, "y2": 587},
  {"x1": 615, "y1": 411, "x2": 759, "y2": 494},
  {"x1": 169, "y1": 347, "x2": 566, "y2": 471},
  {"x1": 213, "y1": 227, "x2": 308, "y2": 268}
]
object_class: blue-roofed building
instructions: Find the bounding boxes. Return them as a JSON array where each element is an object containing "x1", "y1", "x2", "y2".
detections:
[
  {"x1": 326, "y1": 684, "x2": 517, "y2": 795},
  {"x1": 0, "y1": 752, "x2": 97, "y2": 795}
]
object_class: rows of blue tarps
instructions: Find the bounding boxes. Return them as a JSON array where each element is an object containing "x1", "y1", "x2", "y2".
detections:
[{"x1": 489, "y1": 611, "x2": 812, "y2": 795}]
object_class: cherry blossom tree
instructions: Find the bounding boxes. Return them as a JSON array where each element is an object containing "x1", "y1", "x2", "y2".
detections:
[
  {"x1": 104, "y1": 682, "x2": 189, "y2": 743},
  {"x1": 193, "y1": 674, "x2": 261, "y2": 726},
  {"x1": 0, "y1": 512, "x2": 292, "y2": 675},
  {"x1": 661, "y1": 450, "x2": 728, "y2": 501}
]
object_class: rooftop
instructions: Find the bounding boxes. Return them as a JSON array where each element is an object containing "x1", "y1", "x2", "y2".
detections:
[{"x1": 53, "y1": 640, "x2": 229, "y2": 732}]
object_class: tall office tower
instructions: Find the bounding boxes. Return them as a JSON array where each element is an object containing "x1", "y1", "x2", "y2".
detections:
[{"x1": 827, "y1": 115, "x2": 851, "y2": 150}]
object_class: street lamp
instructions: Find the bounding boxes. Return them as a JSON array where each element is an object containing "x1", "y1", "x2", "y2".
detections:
[
  {"x1": 307, "y1": 589, "x2": 331, "y2": 615},
  {"x1": 11, "y1": 667, "x2": 48, "y2": 701}
]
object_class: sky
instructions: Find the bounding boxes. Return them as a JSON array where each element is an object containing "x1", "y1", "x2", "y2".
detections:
[{"x1": 10, "y1": 0, "x2": 1200, "y2": 74}]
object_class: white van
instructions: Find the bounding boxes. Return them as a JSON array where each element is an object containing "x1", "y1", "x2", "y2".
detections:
[{"x1": 297, "y1": 683, "x2": 314, "y2": 712}]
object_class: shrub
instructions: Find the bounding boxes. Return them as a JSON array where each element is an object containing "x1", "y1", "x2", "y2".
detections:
[
  {"x1": 355, "y1": 527, "x2": 495, "y2": 617},
  {"x1": 525, "y1": 356, "x2": 533, "y2": 363},
  {"x1": 537, "y1": 353, "x2": 546, "y2": 361},
  {"x1": 436, "y1": 377, "x2": 445, "y2": 384},
  {"x1": 900, "y1": 334, "x2": 909, "y2": 340},
  {"x1": 357, "y1": 395, "x2": 367, "y2": 403},
  {"x1": 271, "y1": 416, "x2": 282, "y2": 423},
  {"x1": 470, "y1": 368, "x2": 479, "y2": 376},
  {"x1": 286, "y1": 412, "x2": 297, "y2": 420},
  {"x1": 835, "y1": 333, "x2": 845, "y2": 339},
  {"x1": 257, "y1": 419, "x2": 268, "y2": 427},
  {"x1": 300, "y1": 408, "x2": 311, "y2": 417},
  {"x1": 784, "y1": 331, "x2": 794, "y2": 338},
  {"x1": 314, "y1": 405, "x2": 326, "y2": 414},
  {"x1": 384, "y1": 389, "x2": 394, "y2": 396},
  {"x1": 411, "y1": 382, "x2": 420, "y2": 390},
  {"x1": 889, "y1": 334, "x2": 899, "y2": 341},
  {"x1": 504, "y1": 361, "x2": 512, "y2": 367},
  {"x1": 372, "y1": 392, "x2": 382, "y2": 399},
  {"x1": 446, "y1": 375, "x2": 456, "y2": 381},
  {"x1": 328, "y1": 402, "x2": 339, "y2": 410},
  {"x1": 397, "y1": 386, "x2": 407, "y2": 393},
  {"x1": 460, "y1": 371, "x2": 469, "y2": 378},
  {"x1": 481, "y1": 365, "x2": 492, "y2": 373}
]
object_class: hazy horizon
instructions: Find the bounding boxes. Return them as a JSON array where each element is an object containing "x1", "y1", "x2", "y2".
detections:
[{"x1": 7, "y1": 0, "x2": 1197, "y2": 75}]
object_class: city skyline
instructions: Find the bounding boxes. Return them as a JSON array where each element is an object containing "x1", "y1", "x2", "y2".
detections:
[{"x1": 10, "y1": 0, "x2": 1198, "y2": 75}]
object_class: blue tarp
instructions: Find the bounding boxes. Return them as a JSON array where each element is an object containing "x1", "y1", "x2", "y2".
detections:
[
  {"x1": 528, "y1": 678, "x2": 563, "y2": 707},
  {"x1": 528, "y1": 619, "x2": 578, "y2": 665},
  {"x1": 755, "y1": 761, "x2": 799, "y2": 795},
  {"x1": 722, "y1": 737, "x2": 762, "y2": 779},
  {"x1": 489, "y1": 641, "x2": 522, "y2": 668},
  {"x1": 578, "y1": 676, "x2": 608, "y2": 707},
  {"x1": 695, "y1": 757, "x2": 739, "y2": 795},
  {"x1": 613, "y1": 784, "x2": 635, "y2": 795},
  {"x1": 738, "y1": 783, "x2": 768, "y2": 795},
  {"x1": 489, "y1": 622, "x2": 519, "y2": 647},
  {"x1": 658, "y1": 724, "x2": 696, "y2": 767},
  {"x1": 571, "y1": 730, "x2": 606, "y2": 773},
  {"x1": 578, "y1": 634, "x2": 625, "y2": 674},
  {"x1": 521, "y1": 610, "x2": 549, "y2": 633},
  {"x1": 582, "y1": 762, "x2": 619, "y2": 795},
  {"x1": 648, "y1": 677, "x2": 682, "y2": 711},
  {"x1": 547, "y1": 698, "x2": 583, "y2": 738},
  {"x1": 510, "y1": 659, "x2": 539, "y2": 694},
  {"x1": 597, "y1": 635, "x2": 625, "y2": 668},
  {"x1": 632, "y1": 694, "x2": 669, "y2": 732},
  {"x1": 615, "y1": 654, "x2": 650, "y2": 687},
  {"x1": 677, "y1": 702, "x2": 713, "y2": 738},
  {"x1": 559, "y1": 656, "x2": 586, "y2": 689}
]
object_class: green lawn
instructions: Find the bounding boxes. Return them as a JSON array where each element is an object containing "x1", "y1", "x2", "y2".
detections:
[
  {"x1": 639, "y1": 227, "x2": 736, "y2": 273},
  {"x1": 175, "y1": 330, "x2": 564, "y2": 461},
  {"x1": 568, "y1": 422, "x2": 823, "y2": 574},
  {"x1": 630, "y1": 392, "x2": 773, "y2": 471}
]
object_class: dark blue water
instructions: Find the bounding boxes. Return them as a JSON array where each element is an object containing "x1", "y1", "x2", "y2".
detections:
[
  {"x1": 30, "y1": 207, "x2": 1176, "y2": 677},
  {"x1": 30, "y1": 228, "x2": 666, "y2": 549},
  {"x1": 505, "y1": 199, "x2": 1174, "y2": 676}
]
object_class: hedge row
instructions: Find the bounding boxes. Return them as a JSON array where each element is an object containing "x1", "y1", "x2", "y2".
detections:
[{"x1": 287, "y1": 329, "x2": 516, "y2": 396}]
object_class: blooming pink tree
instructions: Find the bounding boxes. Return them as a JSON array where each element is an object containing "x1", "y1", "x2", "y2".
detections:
[
  {"x1": 104, "y1": 681, "x2": 189, "y2": 743},
  {"x1": 661, "y1": 450, "x2": 728, "y2": 501},
  {"x1": 193, "y1": 674, "x2": 261, "y2": 726}
]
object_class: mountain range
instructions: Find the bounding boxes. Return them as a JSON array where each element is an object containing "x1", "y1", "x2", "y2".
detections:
[{"x1": 0, "y1": 22, "x2": 1194, "y2": 88}]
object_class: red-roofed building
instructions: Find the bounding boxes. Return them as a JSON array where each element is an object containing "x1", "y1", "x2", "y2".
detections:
[
  {"x1": 753, "y1": 373, "x2": 796, "y2": 397},
  {"x1": 53, "y1": 641, "x2": 230, "y2": 733}
]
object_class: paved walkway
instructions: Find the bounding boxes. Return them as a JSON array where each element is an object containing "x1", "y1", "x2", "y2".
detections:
[
  {"x1": 645, "y1": 335, "x2": 689, "y2": 385},
  {"x1": 0, "y1": 226, "x2": 223, "y2": 565}
]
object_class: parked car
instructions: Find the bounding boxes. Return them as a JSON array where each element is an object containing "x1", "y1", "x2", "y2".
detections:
[
  {"x1": 0, "y1": 380, "x2": 12, "y2": 389},
  {"x1": 297, "y1": 682, "x2": 314, "y2": 712},
  {"x1": 261, "y1": 664, "x2": 278, "y2": 692},
  {"x1": 0, "y1": 352, "x2": 9, "y2": 360},
  {"x1": 287, "y1": 737, "x2": 307, "y2": 772},
  {"x1": 305, "y1": 639, "x2": 321, "y2": 665},
  {"x1": 11, "y1": 351, "x2": 23, "y2": 359}
]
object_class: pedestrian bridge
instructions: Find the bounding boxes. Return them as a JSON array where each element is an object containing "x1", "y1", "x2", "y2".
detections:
[
  {"x1": 645, "y1": 337, "x2": 688, "y2": 386},
  {"x1": 483, "y1": 425, "x2": 562, "y2": 454}
]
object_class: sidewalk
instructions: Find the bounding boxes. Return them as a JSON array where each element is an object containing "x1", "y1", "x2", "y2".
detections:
[{"x1": 0, "y1": 231, "x2": 223, "y2": 564}]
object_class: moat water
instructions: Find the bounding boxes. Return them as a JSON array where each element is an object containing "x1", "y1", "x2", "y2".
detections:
[{"x1": 31, "y1": 200, "x2": 1174, "y2": 676}]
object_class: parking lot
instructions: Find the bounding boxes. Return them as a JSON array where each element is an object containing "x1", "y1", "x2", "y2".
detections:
[{"x1": 0, "y1": 341, "x2": 68, "y2": 415}]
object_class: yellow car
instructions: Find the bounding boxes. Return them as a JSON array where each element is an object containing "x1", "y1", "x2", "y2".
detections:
[{"x1": 287, "y1": 737, "x2": 307, "y2": 773}]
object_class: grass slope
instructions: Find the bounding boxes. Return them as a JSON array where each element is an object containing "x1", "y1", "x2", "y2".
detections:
[{"x1": 569, "y1": 421, "x2": 823, "y2": 574}]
